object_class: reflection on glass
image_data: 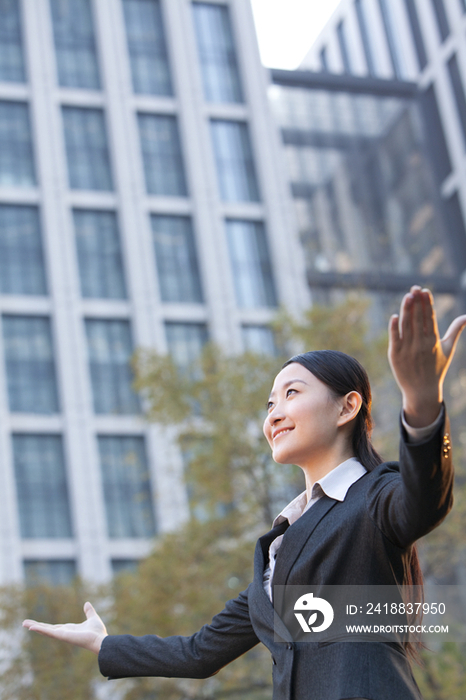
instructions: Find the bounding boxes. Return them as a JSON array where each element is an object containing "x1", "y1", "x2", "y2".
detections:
[
  {"x1": 0, "y1": 102, "x2": 35, "y2": 187},
  {"x1": 122, "y1": 0, "x2": 172, "y2": 96},
  {"x1": 98, "y1": 436, "x2": 155, "y2": 538},
  {"x1": 192, "y1": 3, "x2": 243, "y2": 103},
  {"x1": 0, "y1": 0, "x2": 26, "y2": 82},
  {"x1": 13, "y1": 434, "x2": 72, "y2": 538},
  {"x1": 50, "y1": 0, "x2": 100, "y2": 89},
  {"x1": 269, "y1": 85, "x2": 453, "y2": 279}
]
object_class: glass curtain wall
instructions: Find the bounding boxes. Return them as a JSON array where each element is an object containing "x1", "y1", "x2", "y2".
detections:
[
  {"x1": 85, "y1": 319, "x2": 139, "y2": 415},
  {"x1": 225, "y1": 220, "x2": 277, "y2": 308},
  {"x1": 269, "y1": 85, "x2": 453, "y2": 280},
  {"x1": 210, "y1": 120, "x2": 260, "y2": 201},
  {"x1": 151, "y1": 215, "x2": 203, "y2": 303},
  {"x1": 138, "y1": 113, "x2": 187, "y2": 196},
  {"x1": 0, "y1": 0, "x2": 26, "y2": 82},
  {"x1": 98, "y1": 436, "x2": 155, "y2": 538},
  {"x1": 62, "y1": 107, "x2": 113, "y2": 190},
  {"x1": 192, "y1": 2, "x2": 243, "y2": 103},
  {"x1": 0, "y1": 102, "x2": 35, "y2": 187},
  {"x1": 122, "y1": 0, "x2": 172, "y2": 95},
  {"x1": 2, "y1": 316, "x2": 59, "y2": 414},
  {"x1": 0, "y1": 205, "x2": 47, "y2": 295},
  {"x1": 73, "y1": 209, "x2": 127, "y2": 299},
  {"x1": 50, "y1": 0, "x2": 100, "y2": 89},
  {"x1": 13, "y1": 434, "x2": 72, "y2": 538}
]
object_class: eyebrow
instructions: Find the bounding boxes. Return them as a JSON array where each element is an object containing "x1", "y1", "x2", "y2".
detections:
[{"x1": 268, "y1": 378, "x2": 308, "y2": 401}]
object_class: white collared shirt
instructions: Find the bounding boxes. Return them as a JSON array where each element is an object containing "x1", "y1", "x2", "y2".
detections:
[{"x1": 262, "y1": 409, "x2": 444, "y2": 600}]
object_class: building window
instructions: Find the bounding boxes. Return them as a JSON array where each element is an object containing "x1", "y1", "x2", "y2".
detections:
[
  {"x1": 378, "y1": 0, "x2": 403, "y2": 79},
  {"x1": 0, "y1": 0, "x2": 26, "y2": 83},
  {"x1": 210, "y1": 120, "x2": 260, "y2": 202},
  {"x1": 0, "y1": 101, "x2": 35, "y2": 187},
  {"x1": 420, "y1": 83, "x2": 452, "y2": 183},
  {"x1": 122, "y1": 0, "x2": 172, "y2": 96},
  {"x1": 355, "y1": 0, "x2": 376, "y2": 76},
  {"x1": 225, "y1": 220, "x2": 277, "y2": 308},
  {"x1": 431, "y1": 0, "x2": 450, "y2": 42},
  {"x1": 165, "y1": 322, "x2": 208, "y2": 368},
  {"x1": 112, "y1": 559, "x2": 139, "y2": 575},
  {"x1": 336, "y1": 20, "x2": 352, "y2": 74},
  {"x1": 85, "y1": 319, "x2": 139, "y2": 414},
  {"x1": 13, "y1": 434, "x2": 72, "y2": 539},
  {"x1": 192, "y1": 2, "x2": 243, "y2": 103},
  {"x1": 2, "y1": 316, "x2": 59, "y2": 414},
  {"x1": 50, "y1": 0, "x2": 100, "y2": 89},
  {"x1": 461, "y1": 0, "x2": 466, "y2": 14},
  {"x1": 447, "y1": 54, "x2": 466, "y2": 149},
  {"x1": 403, "y1": 0, "x2": 428, "y2": 71},
  {"x1": 151, "y1": 215, "x2": 203, "y2": 303},
  {"x1": 24, "y1": 560, "x2": 77, "y2": 586},
  {"x1": 98, "y1": 436, "x2": 155, "y2": 538},
  {"x1": 73, "y1": 209, "x2": 126, "y2": 299},
  {"x1": 62, "y1": 107, "x2": 113, "y2": 191},
  {"x1": 0, "y1": 205, "x2": 47, "y2": 295},
  {"x1": 138, "y1": 113, "x2": 187, "y2": 196},
  {"x1": 242, "y1": 325, "x2": 276, "y2": 355}
]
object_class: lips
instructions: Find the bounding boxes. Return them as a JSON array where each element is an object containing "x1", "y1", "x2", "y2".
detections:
[{"x1": 272, "y1": 427, "x2": 294, "y2": 441}]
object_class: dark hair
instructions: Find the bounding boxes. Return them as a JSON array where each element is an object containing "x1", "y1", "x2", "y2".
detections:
[
  {"x1": 283, "y1": 349, "x2": 383, "y2": 471},
  {"x1": 283, "y1": 349, "x2": 424, "y2": 662}
]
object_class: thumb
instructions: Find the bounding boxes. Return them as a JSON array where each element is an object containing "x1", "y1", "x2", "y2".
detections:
[
  {"x1": 442, "y1": 314, "x2": 466, "y2": 357},
  {"x1": 84, "y1": 602, "x2": 97, "y2": 619}
]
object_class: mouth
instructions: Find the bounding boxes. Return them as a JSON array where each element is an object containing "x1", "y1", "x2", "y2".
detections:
[{"x1": 273, "y1": 427, "x2": 294, "y2": 441}]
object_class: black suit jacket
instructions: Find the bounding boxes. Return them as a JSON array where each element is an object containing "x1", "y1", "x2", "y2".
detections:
[{"x1": 99, "y1": 414, "x2": 453, "y2": 700}]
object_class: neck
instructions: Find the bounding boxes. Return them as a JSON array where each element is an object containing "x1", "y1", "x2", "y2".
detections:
[{"x1": 301, "y1": 444, "x2": 355, "y2": 499}]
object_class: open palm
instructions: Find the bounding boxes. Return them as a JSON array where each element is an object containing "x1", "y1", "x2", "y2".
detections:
[{"x1": 23, "y1": 602, "x2": 107, "y2": 655}]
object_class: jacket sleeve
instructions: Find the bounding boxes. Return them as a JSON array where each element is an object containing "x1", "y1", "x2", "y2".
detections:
[
  {"x1": 366, "y1": 406, "x2": 454, "y2": 549},
  {"x1": 98, "y1": 584, "x2": 260, "y2": 680}
]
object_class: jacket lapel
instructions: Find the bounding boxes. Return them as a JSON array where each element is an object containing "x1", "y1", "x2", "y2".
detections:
[{"x1": 271, "y1": 494, "x2": 337, "y2": 596}]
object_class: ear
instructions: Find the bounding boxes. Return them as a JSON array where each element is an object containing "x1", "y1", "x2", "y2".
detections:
[{"x1": 337, "y1": 391, "x2": 363, "y2": 427}]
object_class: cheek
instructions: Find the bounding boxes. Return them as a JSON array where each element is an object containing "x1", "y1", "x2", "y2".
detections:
[{"x1": 263, "y1": 418, "x2": 272, "y2": 443}]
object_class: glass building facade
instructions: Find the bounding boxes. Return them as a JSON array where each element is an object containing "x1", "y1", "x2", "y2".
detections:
[{"x1": 269, "y1": 79, "x2": 455, "y2": 290}]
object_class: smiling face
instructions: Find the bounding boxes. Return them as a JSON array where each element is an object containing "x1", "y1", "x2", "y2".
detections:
[{"x1": 263, "y1": 362, "x2": 346, "y2": 470}]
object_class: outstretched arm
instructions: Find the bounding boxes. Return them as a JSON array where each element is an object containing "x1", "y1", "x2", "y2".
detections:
[
  {"x1": 388, "y1": 286, "x2": 466, "y2": 428},
  {"x1": 23, "y1": 602, "x2": 107, "y2": 655}
]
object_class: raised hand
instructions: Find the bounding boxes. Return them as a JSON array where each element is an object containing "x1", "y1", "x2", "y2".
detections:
[
  {"x1": 22, "y1": 601, "x2": 107, "y2": 655},
  {"x1": 388, "y1": 286, "x2": 466, "y2": 428}
]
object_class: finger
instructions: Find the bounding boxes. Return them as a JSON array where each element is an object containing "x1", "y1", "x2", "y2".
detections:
[
  {"x1": 420, "y1": 288, "x2": 437, "y2": 337},
  {"x1": 388, "y1": 314, "x2": 401, "y2": 350},
  {"x1": 84, "y1": 602, "x2": 96, "y2": 619},
  {"x1": 411, "y1": 288, "x2": 424, "y2": 339},
  {"x1": 399, "y1": 293, "x2": 414, "y2": 340},
  {"x1": 441, "y1": 314, "x2": 466, "y2": 358}
]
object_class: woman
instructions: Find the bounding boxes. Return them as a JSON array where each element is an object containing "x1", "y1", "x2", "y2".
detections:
[{"x1": 23, "y1": 287, "x2": 466, "y2": 700}]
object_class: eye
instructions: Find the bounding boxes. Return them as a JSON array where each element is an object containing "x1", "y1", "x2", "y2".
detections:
[
  {"x1": 266, "y1": 400, "x2": 274, "y2": 411},
  {"x1": 286, "y1": 388, "x2": 297, "y2": 397}
]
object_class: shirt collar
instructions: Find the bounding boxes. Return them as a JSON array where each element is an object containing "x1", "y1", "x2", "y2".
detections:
[{"x1": 272, "y1": 457, "x2": 367, "y2": 527}]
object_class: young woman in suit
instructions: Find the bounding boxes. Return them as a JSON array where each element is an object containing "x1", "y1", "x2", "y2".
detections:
[{"x1": 23, "y1": 286, "x2": 466, "y2": 700}]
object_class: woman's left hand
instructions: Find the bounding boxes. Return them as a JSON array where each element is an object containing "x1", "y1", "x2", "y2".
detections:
[{"x1": 388, "y1": 286, "x2": 466, "y2": 428}]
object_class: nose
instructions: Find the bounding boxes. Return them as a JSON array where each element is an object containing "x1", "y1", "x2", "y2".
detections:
[{"x1": 267, "y1": 403, "x2": 284, "y2": 426}]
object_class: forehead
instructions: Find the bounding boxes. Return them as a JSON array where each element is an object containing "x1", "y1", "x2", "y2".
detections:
[{"x1": 270, "y1": 362, "x2": 315, "y2": 393}]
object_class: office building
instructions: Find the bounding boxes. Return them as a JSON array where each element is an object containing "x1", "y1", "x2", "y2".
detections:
[{"x1": 0, "y1": 0, "x2": 308, "y2": 585}]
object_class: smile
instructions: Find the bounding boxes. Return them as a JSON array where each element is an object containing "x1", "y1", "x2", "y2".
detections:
[{"x1": 273, "y1": 428, "x2": 294, "y2": 441}]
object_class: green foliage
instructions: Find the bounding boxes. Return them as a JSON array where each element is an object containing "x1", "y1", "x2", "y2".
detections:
[{"x1": 0, "y1": 580, "x2": 103, "y2": 700}]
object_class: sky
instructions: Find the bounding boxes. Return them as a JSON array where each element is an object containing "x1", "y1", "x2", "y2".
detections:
[{"x1": 250, "y1": 0, "x2": 342, "y2": 70}]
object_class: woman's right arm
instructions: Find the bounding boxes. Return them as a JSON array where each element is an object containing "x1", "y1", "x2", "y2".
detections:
[{"x1": 99, "y1": 585, "x2": 259, "y2": 679}]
